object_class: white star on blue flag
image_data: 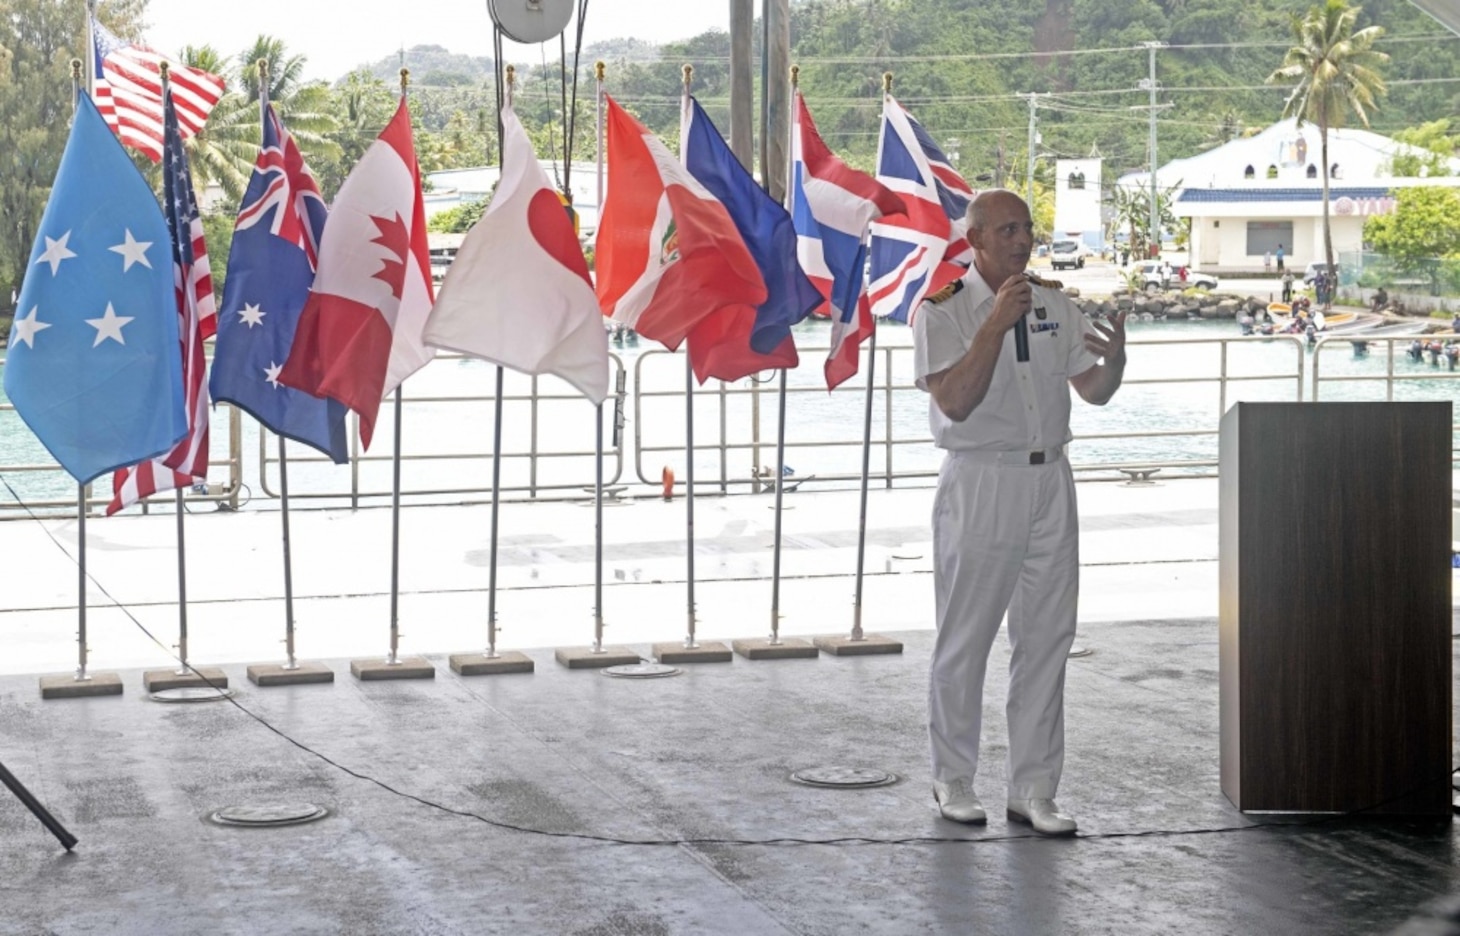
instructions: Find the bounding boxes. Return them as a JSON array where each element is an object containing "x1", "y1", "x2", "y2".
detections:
[{"x1": 2, "y1": 95, "x2": 186, "y2": 485}]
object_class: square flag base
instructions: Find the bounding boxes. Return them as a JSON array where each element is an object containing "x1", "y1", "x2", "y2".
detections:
[
  {"x1": 247, "y1": 662, "x2": 335, "y2": 687},
  {"x1": 350, "y1": 657, "x2": 435, "y2": 681},
  {"x1": 40, "y1": 672, "x2": 123, "y2": 700},
  {"x1": 732, "y1": 637, "x2": 819, "y2": 660},
  {"x1": 554, "y1": 646, "x2": 640, "y2": 669},
  {"x1": 813, "y1": 634, "x2": 905, "y2": 656},
  {"x1": 143, "y1": 667, "x2": 229, "y2": 693},
  {"x1": 653, "y1": 641, "x2": 732, "y2": 664},
  {"x1": 450, "y1": 651, "x2": 535, "y2": 676}
]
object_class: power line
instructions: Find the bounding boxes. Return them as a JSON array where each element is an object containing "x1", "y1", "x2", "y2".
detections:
[{"x1": 580, "y1": 32, "x2": 1459, "y2": 67}]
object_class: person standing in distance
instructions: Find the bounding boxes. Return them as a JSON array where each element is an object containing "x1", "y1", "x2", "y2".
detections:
[{"x1": 912, "y1": 189, "x2": 1127, "y2": 836}]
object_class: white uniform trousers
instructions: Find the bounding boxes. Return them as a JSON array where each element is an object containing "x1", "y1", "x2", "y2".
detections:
[{"x1": 928, "y1": 450, "x2": 1080, "y2": 800}]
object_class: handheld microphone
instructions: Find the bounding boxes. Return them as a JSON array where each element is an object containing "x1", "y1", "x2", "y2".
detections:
[
  {"x1": 1015, "y1": 271, "x2": 1056, "y2": 363},
  {"x1": 1013, "y1": 314, "x2": 1029, "y2": 362}
]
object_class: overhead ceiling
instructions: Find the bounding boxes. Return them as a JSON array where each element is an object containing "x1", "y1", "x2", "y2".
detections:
[{"x1": 1408, "y1": 0, "x2": 1460, "y2": 36}]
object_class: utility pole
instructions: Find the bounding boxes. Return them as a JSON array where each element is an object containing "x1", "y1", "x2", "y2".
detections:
[
  {"x1": 1140, "y1": 41, "x2": 1167, "y2": 257},
  {"x1": 996, "y1": 132, "x2": 1006, "y2": 189},
  {"x1": 729, "y1": 0, "x2": 753, "y2": 171},
  {"x1": 1025, "y1": 93, "x2": 1038, "y2": 211}
]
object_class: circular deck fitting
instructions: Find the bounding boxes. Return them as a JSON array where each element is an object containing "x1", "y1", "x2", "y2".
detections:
[
  {"x1": 601, "y1": 663, "x2": 681, "y2": 679},
  {"x1": 209, "y1": 803, "x2": 329, "y2": 828},
  {"x1": 790, "y1": 766, "x2": 899, "y2": 789},
  {"x1": 149, "y1": 686, "x2": 233, "y2": 703},
  {"x1": 1068, "y1": 645, "x2": 1094, "y2": 658}
]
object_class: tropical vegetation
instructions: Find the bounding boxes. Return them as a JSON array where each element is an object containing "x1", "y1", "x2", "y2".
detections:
[
  {"x1": 1266, "y1": 0, "x2": 1388, "y2": 297},
  {"x1": 1, "y1": 0, "x2": 1456, "y2": 315}
]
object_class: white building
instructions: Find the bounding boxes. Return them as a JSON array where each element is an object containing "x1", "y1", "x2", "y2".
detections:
[
  {"x1": 1117, "y1": 117, "x2": 1460, "y2": 269},
  {"x1": 1053, "y1": 157, "x2": 1103, "y2": 249}
]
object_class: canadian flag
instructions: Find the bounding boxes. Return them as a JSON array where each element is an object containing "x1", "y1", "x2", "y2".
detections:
[
  {"x1": 278, "y1": 98, "x2": 435, "y2": 449},
  {"x1": 424, "y1": 103, "x2": 607, "y2": 404}
]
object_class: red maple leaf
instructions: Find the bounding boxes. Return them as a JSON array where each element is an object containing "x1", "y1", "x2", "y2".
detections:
[{"x1": 369, "y1": 212, "x2": 410, "y2": 300}]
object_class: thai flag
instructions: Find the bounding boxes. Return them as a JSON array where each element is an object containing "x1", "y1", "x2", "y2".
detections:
[
  {"x1": 867, "y1": 97, "x2": 975, "y2": 324},
  {"x1": 789, "y1": 92, "x2": 905, "y2": 389}
]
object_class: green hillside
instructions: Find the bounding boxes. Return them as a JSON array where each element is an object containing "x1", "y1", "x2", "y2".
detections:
[{"x1": 380, "y1": 0, "x2": 1454, "y2": 180}]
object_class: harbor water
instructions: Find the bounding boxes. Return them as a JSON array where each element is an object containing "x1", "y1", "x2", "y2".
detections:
[{"x1": 2, "y1": 315, "x2": 1458, "y2": 513}]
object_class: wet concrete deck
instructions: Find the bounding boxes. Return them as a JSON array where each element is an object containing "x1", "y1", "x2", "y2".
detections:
[{"x1": 0, "y1": 479, "x2": 1455, "y2": 934}]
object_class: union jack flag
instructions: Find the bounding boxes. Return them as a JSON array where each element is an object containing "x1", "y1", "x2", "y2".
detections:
[
  {"x1": 233, "y1": 109, "x2": 325, "y2": 267},
  {"x1": 91, "y1": 19, "x2": 223, "y2": 163},
  {"x1": 108, "y1": 88, "x2": 212, "y2": 515},
  {"x1": 867, "y1": 97, "x2": 975, "y2": 324}
]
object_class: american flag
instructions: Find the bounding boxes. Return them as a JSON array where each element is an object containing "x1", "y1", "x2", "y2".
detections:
[
  {"x1": 92, "y1": 19, "x2": 223, "y2": 163},
  {"x1": 867, "y1": 97, "x2": 975, "y2": 324},
  {"x1": 107, "y1": 89, "x2": 213, "y2": 515}
]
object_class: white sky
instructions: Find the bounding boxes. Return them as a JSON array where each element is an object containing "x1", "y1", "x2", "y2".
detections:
[{"x1": 141, "y1": 0, "x2": 730, "y2": 83}]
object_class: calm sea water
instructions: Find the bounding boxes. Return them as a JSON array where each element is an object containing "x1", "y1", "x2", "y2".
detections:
[{"x1": 2, "y1": 316, "x2": 1457, "y2": 510}]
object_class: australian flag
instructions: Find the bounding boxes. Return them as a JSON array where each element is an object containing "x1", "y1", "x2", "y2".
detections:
[
  {"x1": 3, "y1": 94, "x2": 184, "y2": 485},
  {"x1": 209, "y1": 103, "x2": 348, "y2": 464},
  {"x1": 867, "y1": 97, "x2": 975, "y2": 324},
  {"x1": 790, "y1": 92, "x2": 905, "y2": 389}
]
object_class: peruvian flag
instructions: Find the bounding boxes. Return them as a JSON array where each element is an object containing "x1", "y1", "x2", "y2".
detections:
[
  {"x1": 424, "y1": 103, "x2": 608, "y2": 404},
  {"x1": 595, "y1": 93, "x2": 765, "y2": 350},
  {"x1": 278, "y1": 98, "x2": 435, "y2": 449}
]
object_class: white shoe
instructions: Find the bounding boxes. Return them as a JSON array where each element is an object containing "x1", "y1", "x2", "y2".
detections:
[
  {"x1": 932, "y1": 778, "x2": 987, "y2": 824},
  {"x1": 1006, "y1": 798, "x2": 1077, "y2": 836}
]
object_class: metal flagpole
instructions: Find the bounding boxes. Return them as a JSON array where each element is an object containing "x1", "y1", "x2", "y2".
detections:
[
  {"x1": 75, "y1": 485, "x2": 88, "y2": 680},
  {"x1": 850, "y1": 323, "x2": 878, "y2": 641},
  {"x1": 817, "y1": 71, "x2": 903, "y2": 657},
  {"x1": 71, "y1": 60, "x2": 91, "y2": 684},
  {"x1": 384, "y1": 66, "x2": 412, "y2": 668},
  {"x1": 765, "y1": 63, "x2": 802, "y2": 647},
  {"x1": 733, "y1": 59, "x2": 816, "y2": 661},
  {"x1": 173, "y1": 486, "x2": 191, "y2": 674},
  {"x1": 251, "y1": 60, "x2": 305, "y2": 672},
  {"x1": 593, "y1": 62, "x2": 607, "y2": 654},
  {"x1": 681, "y1": 65, "x2": 698, "y2": 651},
  {"x1": 482, "y1": 64, "x2": 516, "y2": 661}
]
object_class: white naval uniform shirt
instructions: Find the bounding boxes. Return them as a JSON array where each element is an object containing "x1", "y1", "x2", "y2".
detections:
[{"x1": 912, "y1": 270, "x2": 1099, "y2": 452}]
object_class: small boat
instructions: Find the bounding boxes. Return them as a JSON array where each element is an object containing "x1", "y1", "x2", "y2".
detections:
[
  {"x1": 1267, "y1": 302, "x2": 1292, "y2": 315},
  {"x1": 1349, "y1": 320, "x2": 1432, "y2": 355}
]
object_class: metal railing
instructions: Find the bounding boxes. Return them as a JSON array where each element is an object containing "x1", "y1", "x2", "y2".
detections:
[{"x1": 7, "y1": 330, "x2": 1459, "y2": 518}]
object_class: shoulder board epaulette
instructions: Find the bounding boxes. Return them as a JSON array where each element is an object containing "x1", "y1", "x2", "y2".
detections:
[
  {"x1": 926, "y1": 280, "x2": 964, "y2": 304},
  {"x1": 1025, "y1": 272, "x2": 1063, "y2": 289}
]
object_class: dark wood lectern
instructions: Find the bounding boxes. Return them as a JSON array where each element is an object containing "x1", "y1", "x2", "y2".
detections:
[{"x1": 1219, "y1": 402, "x2": 1452, "y2": 815}]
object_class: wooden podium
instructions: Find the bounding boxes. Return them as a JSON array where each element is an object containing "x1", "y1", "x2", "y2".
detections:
[{"x1": 1219, "y1": 402, "x2": 1452, "y2": 815}]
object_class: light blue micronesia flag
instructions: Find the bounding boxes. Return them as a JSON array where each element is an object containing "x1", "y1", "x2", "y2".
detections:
[
  {"x1": 208, "y1": 104, "x2": 348, "y2": 463},
  {"x1": 3, "y1": 94, "x2": 185, "y2": 485}
]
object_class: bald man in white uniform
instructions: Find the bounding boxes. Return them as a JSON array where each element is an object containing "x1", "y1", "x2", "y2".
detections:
[{"x1": 913, "y1": 190, "x2": 1127, "y2": 835}]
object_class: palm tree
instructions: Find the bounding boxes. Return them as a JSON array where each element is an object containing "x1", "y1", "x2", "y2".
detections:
[{"x1": 1267, "y1": 0, "x2": 1388, "y2": 304}]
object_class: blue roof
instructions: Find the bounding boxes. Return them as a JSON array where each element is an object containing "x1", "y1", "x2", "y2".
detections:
[{"x1": 1178, "y1": 187, "x2": 1393, "y2": 203}]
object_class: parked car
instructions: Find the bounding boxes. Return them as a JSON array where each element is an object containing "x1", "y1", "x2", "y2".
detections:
[
  {"x1": 1303, "y1": 261, "x2": 1340, "y2": 286},
  {"x1": 1136, "y1": 261, "x2": 1219, "y2": 291},
  {"x1": 1049, "y1": 239, "x2": 1092, "y2": 271}
]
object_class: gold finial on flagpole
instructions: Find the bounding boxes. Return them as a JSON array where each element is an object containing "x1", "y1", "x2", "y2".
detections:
[
  {"x1": 790, "y1": 64, "x2": 799, "y2": 88},
  {"x1": 70, "y1": 58, "x2": 82, "y2": 80},
  {"x1": 595, "y1": 60, "x2": 605, "y2": 82},
  {"x1": 883, "y1": 71, "x2": 893, "y2": 96},
  {"x1": 258, "y1": 58, "x2": 269, "y2": 81},
  {"x1": 682, "y1": 64, "x2": 693, "y2": 89},
  {"x1": 159, "y1": 61, "x2": 170, "y2": 81},
  {"x1": 399, "y1": 67, "x2": 409, "y2": 95}
]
